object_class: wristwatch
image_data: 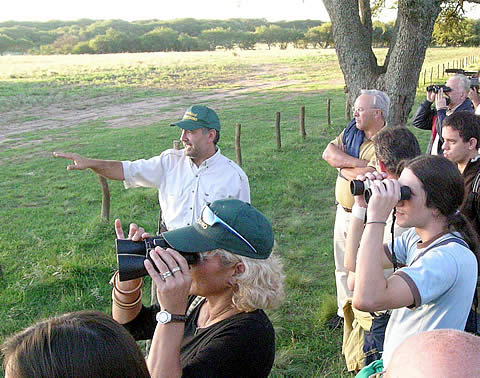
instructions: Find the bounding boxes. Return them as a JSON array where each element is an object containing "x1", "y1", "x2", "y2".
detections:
[{"x1": 156, "y1": 310, "x2": 186, "y2": 324}]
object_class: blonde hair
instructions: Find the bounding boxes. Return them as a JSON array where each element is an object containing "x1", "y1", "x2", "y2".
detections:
[{"x1": 201, "y1": 249, "x2": 285, "y2": 312}]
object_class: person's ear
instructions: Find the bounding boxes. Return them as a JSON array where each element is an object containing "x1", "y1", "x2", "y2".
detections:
[
  {"x1": 208, "y1": 129, "x2": 216, "y2": 142},
  {"x1": 378, "y1": 160, "x2": 388, "y2": 173},
  {"x1": 233, "y1": 262, "x2": 245, "y2": 276},
  {"x1": 468, "y1": 137, "x2": 478, "y2": 151}
]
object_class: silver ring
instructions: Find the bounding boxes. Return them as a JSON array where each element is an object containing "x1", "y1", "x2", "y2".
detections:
[
  {"x1": 161, "y1": 271, "x2": 173, "y2": 280},
  {"x1": 171, "y1": 266, "x2": 181, "y2": 274}
]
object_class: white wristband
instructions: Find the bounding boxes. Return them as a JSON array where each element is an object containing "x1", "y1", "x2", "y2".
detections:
[{"x1": 352, "y1": 203, "x2": 367, "y2": 220}]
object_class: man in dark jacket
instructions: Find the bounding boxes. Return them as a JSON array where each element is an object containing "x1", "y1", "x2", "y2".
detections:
[{"x1": 412, "y1": 74, "x2": 474, "y2": 155}]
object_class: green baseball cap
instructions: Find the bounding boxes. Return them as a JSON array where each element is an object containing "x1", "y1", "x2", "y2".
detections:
[
  {"x1": 170, "y1": 105, "x2": 221, "y2": 131},
  {"x1": 162, "y1": 199, "x2": 274, "y2": 259}
]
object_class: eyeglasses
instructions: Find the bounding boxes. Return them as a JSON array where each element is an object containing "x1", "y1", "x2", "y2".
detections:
[
  {"x1": 200, "y1": 204, "x2": 257, "y2": 255},
  {"x1": 353, "y1": 107, "x2": 378, "y2": 113}
]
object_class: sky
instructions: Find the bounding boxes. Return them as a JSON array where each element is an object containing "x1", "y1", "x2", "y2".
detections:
[{"x1": 2, "y1": 0, "x2": 480, "y2": 23}]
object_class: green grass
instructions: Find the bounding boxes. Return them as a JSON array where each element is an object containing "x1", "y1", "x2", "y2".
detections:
[{"x1": 1, "y1": 46, "x2": 479, "y2": 376}]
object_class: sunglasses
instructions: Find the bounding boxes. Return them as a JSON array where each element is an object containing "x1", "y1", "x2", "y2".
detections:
[{"x1": 200, "y1": 204, "x2": 257, "y2": 255}]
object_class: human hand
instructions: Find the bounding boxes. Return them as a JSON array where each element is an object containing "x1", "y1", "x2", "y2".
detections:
[
  {"x1": 145, "y1": 247, "x2": 192, "y2": 314},
  {"x1": 365, "y1": 178, "x2": 400, "y2": 222},
  {"x1": 352, "y1": 171, "x2": 387, "y2": 208},
  {"x1": 434, "y1": 88, "x2": 448, "y2": 110},
  {"x1": 468, "y1": 88, "x2": 480, "y2": 108},
  {"x1": 426, "y1": 89, "x2": 436, "y2": 103},
  {"x1": 53, "y1": 152, "x2": 91, "y2": 170},
  {"x1": 114, "y1": 219, "x2": 151, "y2": 241},
  {"x1": 114, "y1": 219, "x2": 151, "y2": 290}
]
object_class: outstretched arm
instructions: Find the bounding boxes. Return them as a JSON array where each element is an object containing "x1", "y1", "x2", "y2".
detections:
[{"x1": 53, "y1": 152, "x2": 125, "y2": 180}]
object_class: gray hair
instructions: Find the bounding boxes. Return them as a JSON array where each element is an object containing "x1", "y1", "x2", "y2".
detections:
[
  {"x1": 451, "y1": 74, "x2": 471, "y2": 95},
  {"x1": 360, "y1": 89, "x2": 390, "y2": 120}
]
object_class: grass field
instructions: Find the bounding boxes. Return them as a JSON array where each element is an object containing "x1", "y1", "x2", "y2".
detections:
[{"x1": 1, "y1": 46, "x2": 480, "y2": 376}]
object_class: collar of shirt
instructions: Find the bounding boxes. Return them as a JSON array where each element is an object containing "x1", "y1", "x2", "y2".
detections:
[{"x1": 188, "y1": 147, "x2": 222, "y2": 171}]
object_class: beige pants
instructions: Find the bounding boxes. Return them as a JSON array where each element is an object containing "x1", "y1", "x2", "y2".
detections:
[{"x1": 334, "y1": 204, "x2": 353, "y2": 317}]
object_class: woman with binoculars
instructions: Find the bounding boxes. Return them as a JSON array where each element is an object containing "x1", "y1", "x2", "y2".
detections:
[
  {"x1": 351, "y1": 155, "x2": 479, "y2": 376},
  {"x1": 111, "y1": 199, "x2": 284, "y2": 378}
]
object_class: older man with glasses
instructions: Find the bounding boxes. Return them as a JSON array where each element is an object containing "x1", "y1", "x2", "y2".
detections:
[{"x1": 322, "y1": 89, "x2": 390, "y2": 329}]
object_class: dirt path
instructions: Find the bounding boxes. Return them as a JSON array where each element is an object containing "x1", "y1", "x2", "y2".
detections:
[{"x1": 0, "y1": 64, "x2": 306, "y2": 149}]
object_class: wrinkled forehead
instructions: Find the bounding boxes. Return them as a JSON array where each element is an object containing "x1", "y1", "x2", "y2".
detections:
[
  {"x1": 446, "y1": 77, "x2": 460, "y2": 89},
  {"x1": 354, "y1": 94, "x2": 374, "y2": 108}
]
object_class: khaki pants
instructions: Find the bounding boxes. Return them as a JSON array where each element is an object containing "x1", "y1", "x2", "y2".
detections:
[{"x1": 334, "y1": 204, "x2": 353, "y2": 317}]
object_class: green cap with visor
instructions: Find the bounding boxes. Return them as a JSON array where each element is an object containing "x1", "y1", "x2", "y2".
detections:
[
  {"x1": 170, "y1": 105, "x2": 221, "y2": 131},
  {"x1": 162, "y1": 199, "x2": 274, "y2": 259}
]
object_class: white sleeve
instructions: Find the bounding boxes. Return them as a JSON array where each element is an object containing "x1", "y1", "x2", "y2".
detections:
[{"x1": 122, "y1": 156, "x2": 165, "y2": 189}]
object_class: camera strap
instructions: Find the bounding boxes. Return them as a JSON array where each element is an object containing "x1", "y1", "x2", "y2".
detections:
[{"x1": 391, "y1": 209, "x2": 398, "y2": 271}]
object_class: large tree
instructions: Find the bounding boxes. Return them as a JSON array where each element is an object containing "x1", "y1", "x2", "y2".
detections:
[{"x1": 322, "y1": 0, "x2": 474, "y2": 124}]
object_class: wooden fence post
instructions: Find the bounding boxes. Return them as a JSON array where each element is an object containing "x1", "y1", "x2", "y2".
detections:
[
  {"x1": 345, "y1": 97, "x2": 351, "y2": 119},
  {"x1": 98, "y1": 175, "x2": 110, "y2": 222},
  {"x1": 423, "y1": 69, "x2": 426, "y2": 85},
  {"x1": 429, "y1": 67, "x2": 433, "y2": 83},
  {"x1": 299, "y1": 106, "x2": 306, "y2": 139},
  {"x1": 235, "y1": 123, "x2": 242, "y2": 167},
  {"x1": 275, "y1": 112, "x2": 281, "y2": 151},
  {"x1": 327, "y1": 99, "x2": 331, "y2": 126}
]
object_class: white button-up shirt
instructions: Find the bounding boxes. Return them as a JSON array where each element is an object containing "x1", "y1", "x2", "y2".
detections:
[{"x1": 122, "y1": 148, "x2": 250, "y2": 230}]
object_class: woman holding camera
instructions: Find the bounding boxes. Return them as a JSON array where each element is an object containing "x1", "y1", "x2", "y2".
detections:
[
  {"x1": 111, "y1": 199, "x2": 285, "y2": 378},
  {"x1": 352, "y1": 155, "x2": 479, "y2": 375}
]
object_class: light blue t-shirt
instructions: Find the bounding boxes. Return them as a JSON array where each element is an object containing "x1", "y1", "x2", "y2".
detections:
[{"x1": 382, "y1": 228, "x2": 477, "y2": 368}]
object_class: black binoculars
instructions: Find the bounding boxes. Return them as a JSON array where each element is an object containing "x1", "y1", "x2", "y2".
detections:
[
  {"x1": 115, "y1": 236, "x2": 200, "y2": 281},
  {"x1": 350, "y1": 179, "x2": 411, "y2": 204}
]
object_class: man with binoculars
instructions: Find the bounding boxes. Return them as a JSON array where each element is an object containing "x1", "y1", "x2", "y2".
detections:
[{"x1": 412, "y1": 74, "x2": 474, "y2": 155}]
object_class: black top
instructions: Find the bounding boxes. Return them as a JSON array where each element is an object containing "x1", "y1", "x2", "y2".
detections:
[
  {"x1": 462, "y1": 157, "x2": 480, "y2": 235},
  {"x1": 123, "y1": 296, "x2": 275, "y2": 378}
]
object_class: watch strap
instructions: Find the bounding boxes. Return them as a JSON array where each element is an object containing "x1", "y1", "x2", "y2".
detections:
[
  {"x1": 156, "y1": 310, "x2": 186, "y2": 323},
  {"x1": 170, "y1": 314, "x2": 187, "y2": 322}
]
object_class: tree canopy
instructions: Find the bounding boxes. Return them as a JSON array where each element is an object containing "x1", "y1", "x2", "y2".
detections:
[{"x1": 322, "y1": 0, "x2": 480, "y2": 124}]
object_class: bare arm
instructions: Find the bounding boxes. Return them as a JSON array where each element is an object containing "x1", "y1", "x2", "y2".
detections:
[
  {"x1": 145, "y1": 248, "x2": 191, "y2": 378},
  {"x1": 111, "y1": 220, "x2": 149, "y2": 324},
  {"x1": 322, "y1": 143, "x2": 370, "y2": 169},
  {"x1": 340, "y1": 166, "x2": 375, "y2": 181},
  {"x1": 53, "y1": 152, "x2": 125, "y2": 180},
  {"x1": 352, "y1": 180, "x2": 414, "y2": 312},
  {"x1": 344, "y1": 212, "x2": 366, "y2": 272}
]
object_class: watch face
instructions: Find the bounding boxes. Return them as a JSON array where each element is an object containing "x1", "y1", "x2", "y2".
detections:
[{"x1": 156, "y1": 311, "x2": 170, "y2": 324}]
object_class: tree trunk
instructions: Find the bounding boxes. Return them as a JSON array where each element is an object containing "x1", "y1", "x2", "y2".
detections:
[{"x1": 322, "y1": 0, "x2": 442, "y2": 125}]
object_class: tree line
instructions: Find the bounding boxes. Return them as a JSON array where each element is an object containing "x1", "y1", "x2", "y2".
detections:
[{"x1": 1, "y1": 16, "x2": 479, "y2": 55}]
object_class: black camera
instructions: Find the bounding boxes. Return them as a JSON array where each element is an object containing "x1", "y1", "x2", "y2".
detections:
[
  {"x1": 426, "y1": 85, "x2": 452, "y2": 94},
  {"x1": 445, "y1": 68, "x2": 479, "y2": 91},
  {"x1": 115, "y1": 236, "x2": 200, "y2": 281},
  {"x1": 350, "y1": 179, "x2": 411, "y2": 204}
]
